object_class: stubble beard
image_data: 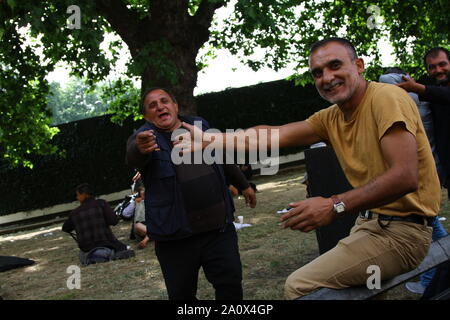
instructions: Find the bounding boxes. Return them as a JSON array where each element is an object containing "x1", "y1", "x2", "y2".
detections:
[{"x1": 319, "y1": 79, "x2": 359, "y2": 105}]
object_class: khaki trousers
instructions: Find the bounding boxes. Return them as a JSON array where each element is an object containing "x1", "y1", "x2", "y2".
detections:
[{"x1": 284, "y1": 216, "x2": 432, "y2": 299}]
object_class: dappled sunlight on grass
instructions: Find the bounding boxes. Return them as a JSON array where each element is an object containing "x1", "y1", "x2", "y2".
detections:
[
  {"x1": 0, "y1": 226, "x2": 62, "y2": 243},
  {"x1": 45, "y1": 236, "x2": 65, "y2": 243},
  {"x1": 24, "y1": 246, "x2": 61, "y2": 255},
  {"x1": 256, "y1": 176, "x2": 305, "y2": 191},
  {"x1": 24, "y1": 264, "x2": 43, "y2": 273}
]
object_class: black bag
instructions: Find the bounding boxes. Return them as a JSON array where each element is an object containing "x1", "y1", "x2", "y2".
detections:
[
  {"x1": 0, "y1": 256, "x2": 35, "y2": 272},
  {"x1": 113, "y1": 194, "x2": 137, "y2": 220}
]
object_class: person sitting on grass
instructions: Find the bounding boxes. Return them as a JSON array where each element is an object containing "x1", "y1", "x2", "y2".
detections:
[
  {"x1": 131, "y1": 186, "x2": 152, "y2": 249},
  {"x1": 62, "y1": 183, "x2": 134, "y2": 265}
]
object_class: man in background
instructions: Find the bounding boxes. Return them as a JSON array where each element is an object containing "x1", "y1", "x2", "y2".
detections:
[
  {"x1": 62, "y1": 183, "x2": 133, "y2": 263},
  {"x1": 397, "y1": 47, "x2": 450, "y2": 294}
]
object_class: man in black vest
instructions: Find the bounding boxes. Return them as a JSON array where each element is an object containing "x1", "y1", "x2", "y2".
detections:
[
  {"x1": 397, "y1": 47, "x2": 450, "y2": 294},
  {"x1": 126, "y1": 87, "x2": 256, "y2": 300},
  {"x1": 398, "y1": 47, "x2": 450, "y2": 194}
]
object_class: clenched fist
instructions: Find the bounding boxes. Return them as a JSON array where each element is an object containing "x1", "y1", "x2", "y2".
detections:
[{"x1": 136, "y1": 130, "x2": 160, "y2": 154}]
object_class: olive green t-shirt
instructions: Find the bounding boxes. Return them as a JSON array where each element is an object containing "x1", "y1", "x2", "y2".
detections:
[{"x1": 306, "y1": 82, "x2": 440, "y2": 217}]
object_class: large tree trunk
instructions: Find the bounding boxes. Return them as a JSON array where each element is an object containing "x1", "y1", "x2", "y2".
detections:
[
  {"x1": 96, "y1": 0, "x2": 225, "y2": 116},
  {"x1": 139, "y1": 44, "x2": 199, "y2": 116}
]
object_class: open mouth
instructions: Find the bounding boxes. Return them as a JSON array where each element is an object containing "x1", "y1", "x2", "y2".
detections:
[{"x1": 158, "y1": 112, "x2": 170, "y2": 120}]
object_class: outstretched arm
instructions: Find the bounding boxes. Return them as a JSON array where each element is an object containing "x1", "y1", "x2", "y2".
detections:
[
  {"x1": 177, "y1": 120, "x2": 322, "y2": 152},
  {"x1": 126, "y1": 130, "x2": 159, "y2": 171},
  {"x1": 397, "y1": 75, "x2": 450, "y2": 105},
  {"x1": 396, "y1": 75, "x2": 426, "y2": 95},
  {"x1": 281, "y1": 122, "x2": 418, "y2": 232}
]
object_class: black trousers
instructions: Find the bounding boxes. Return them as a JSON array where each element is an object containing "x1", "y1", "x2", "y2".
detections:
[{"x1": 155, "y1": 223, "x2": 243, "y2": 300}]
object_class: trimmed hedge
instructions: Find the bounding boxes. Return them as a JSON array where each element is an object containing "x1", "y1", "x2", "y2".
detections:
[
  {"x1": 0, "y1": 115, "x2": 139, "y2": 217},
  {"x1": 197, "y1": 79, "x2": 325, "y2": 128},
  {"x1": 0, "y1": 79, "x2": 327, "y2": 216}
]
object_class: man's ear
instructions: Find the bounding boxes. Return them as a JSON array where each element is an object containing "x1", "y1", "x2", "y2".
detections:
[{"x1": 355, "y1": 58, "x2": 365, "y2": 75}]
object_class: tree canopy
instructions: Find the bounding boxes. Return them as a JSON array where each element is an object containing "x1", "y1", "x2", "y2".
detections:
[{"x1": 1, "y1": 0, "x2": 449, "y2": 168}]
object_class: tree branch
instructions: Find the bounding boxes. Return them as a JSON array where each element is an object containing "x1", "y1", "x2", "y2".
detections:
[
  {"x1": 194, "y1": 0, "x2": 226, "y2": 27},
  {"x1": 150, "y1": 0, "x2": 189, "y2": 20},
  {"x1": 191, "y1": 0, "x2": 226, "y2": 48},
  {"x1": 95, "y1": 0, "x2": 144, "y2": 50}
]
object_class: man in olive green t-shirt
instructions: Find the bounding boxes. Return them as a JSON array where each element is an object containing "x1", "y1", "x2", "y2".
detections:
[{"x1": 180, "y1": 37, "x2": 440, "y2": 299}]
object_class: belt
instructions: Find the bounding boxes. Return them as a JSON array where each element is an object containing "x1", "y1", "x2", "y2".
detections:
[{"x1": 359, "y1": 210, "x2": 435, "y2": 226}]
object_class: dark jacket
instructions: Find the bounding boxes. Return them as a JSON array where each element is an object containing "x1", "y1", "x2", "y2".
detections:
[
  {"x1": 420, "y1": 85, "x2": 450, "y2": 187},
  {"x1": 62, "y1": 197, "x2": 126, "y2": 252},
  {"x1": 126, "y1": 116, "x2": 246, "y2": 241}
]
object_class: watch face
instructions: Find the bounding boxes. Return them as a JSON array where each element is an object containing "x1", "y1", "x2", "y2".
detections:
[{"x1": 335, "y1": 203, "x2": 345, "y2": 213}]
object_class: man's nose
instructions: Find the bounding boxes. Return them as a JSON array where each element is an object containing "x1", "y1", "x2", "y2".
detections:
[{"x1": 322, "y1": 69, "x2": 335, "y2": 84}]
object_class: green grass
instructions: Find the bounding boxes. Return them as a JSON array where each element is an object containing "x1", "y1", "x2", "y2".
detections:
[{"x1": 1, "y1": 165, "x2": 449, "y2": 300}]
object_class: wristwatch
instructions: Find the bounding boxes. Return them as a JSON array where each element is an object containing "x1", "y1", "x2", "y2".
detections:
[{"x1": 331, "y1": 195, "x2": 346, "y2": 216}]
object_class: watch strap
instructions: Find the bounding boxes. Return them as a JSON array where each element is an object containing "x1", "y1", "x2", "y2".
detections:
[{"x1": 331, "y1": 195, "x2": 341, "y2": 205}]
